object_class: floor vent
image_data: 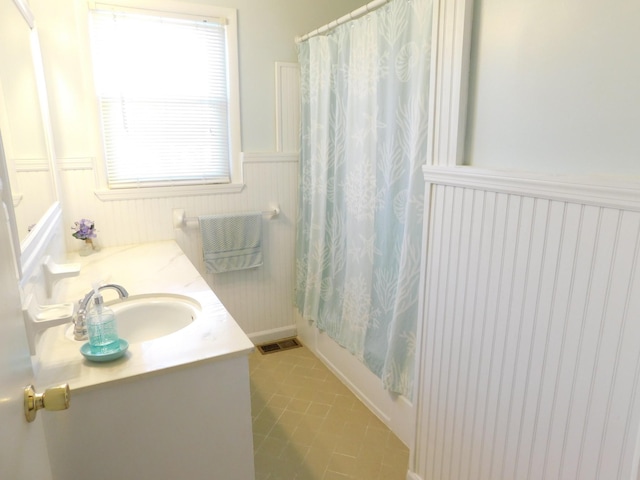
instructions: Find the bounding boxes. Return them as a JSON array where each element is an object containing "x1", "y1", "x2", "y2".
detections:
[{"x1": 256, "y1": 337, "x2": 302, "y2": 355}]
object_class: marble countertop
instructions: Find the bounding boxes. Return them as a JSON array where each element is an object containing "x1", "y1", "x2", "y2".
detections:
[{"x1": 33, "y1": 241, "x2": 254, "y2": 391}]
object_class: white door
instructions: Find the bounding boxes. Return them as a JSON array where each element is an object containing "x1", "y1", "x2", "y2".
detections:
[{"x1": 0, "y1": 182, "x2": 53, "y2": 478}]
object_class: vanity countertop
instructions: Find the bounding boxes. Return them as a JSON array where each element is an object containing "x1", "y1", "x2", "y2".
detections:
[{"x1": 34, "y1": 241, "x2": 254, "y2": 391}]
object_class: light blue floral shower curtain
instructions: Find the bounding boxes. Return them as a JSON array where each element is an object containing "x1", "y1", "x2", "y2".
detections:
[{"x1": 295, "y1": 0, "x2": 433, "y2": 398}]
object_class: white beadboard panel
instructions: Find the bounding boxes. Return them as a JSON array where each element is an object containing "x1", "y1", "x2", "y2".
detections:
[
  {"x1": 415, "y1": 175, "x2": 640, "y2": 480},
  {"x1": 275, "y1": 62, "x2": 300, "y2": 153},
  {"x1": 199, "y1": 160, "x2": 298, "y2": 336}
]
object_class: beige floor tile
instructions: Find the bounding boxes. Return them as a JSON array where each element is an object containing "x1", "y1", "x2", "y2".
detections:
[
  {"x1": 255, "y1": 451, "x2": 278, "y2": 475},
  {"x1": 276, "y1": 383, "x2": 302, "y2": 398},
  {"x1": 323, "y1": 378, "x2": 352, "y2": 396},
  {"x1": 303, "y1": 445, "x2": 332, "y2": 478},
  {"x1": 333, "y1": 394, "x2": 356, "y2": 410},
  {"x1": 385, "y1": 431, "x2": 407, "y2": 451},
  {"x1": 325, "y1": 406, "x2": 352, "y2": 424},
  {"x1": 326, "y1": 452, "x2": 357, "y2": 476},
  {"x1": 279, "y1": 441, "x2": 309, "y2": 464},
  {"x1": 251, "y1": 347, "x2": 409, "y2": 480},
  {"x1": 268, "y1": 424, "x2": 294, "y2": 442},
  {"x1": 257, "y1": 436, "x2": 288, "y2": 458},
  {"x1": 269, "y1": 463, "x2": 298, "y2": 480},
  {"x1": 354, "y1": 443, "x2": 387, "y2": 464},
  {"x1": 312, "y1": 430, "x2": 342, "y2": 451},
  {"x1": 322, "y1": 470, "x2": 352, "y2": 480},
  {"x1": 383, "y1": 446, "x2": 410, "y2": 469},
  {"x1": 362, "y1": 426, "x2": 390, "y2": 447},
  {"x1": 379, "y1": 461, "x2": 407, "y2": 479},
  {"x1": 352, "y1": 459, "x2": 382, "y2": 480},
  {"x1": 278, "y1": 409, "x2": 305, "y2": 428},
  {"x1": 298, "y1": 411, "x2": 324, "y2": 431},
  {"x1": 253, "y1": 432, "x2": 267, "y2": 451},
  {"x1": 288, "y1": 398, "x2": 312, "y2": 414},
  {"x1": 253, "y1": 414, "x2": 279, "y2": 436},
  {"x1": 333, "y1": 438, "x2": 361, "y2": 458},
  {"x1": 290, "y1": 425, "x2": 319, "y2": 447},
  {"x1": 343, "y1": 420, "x2": 368, "y2": 438},
  {"x1": 312, "y1": 390, "x2": 337, "y2": 405},
  {"x1": 268, "y1": 393, "x2": 292, "y2": 409},
  {"x1": 251, "y1": 392, "x2": 267, "y2": 411},
  {"x1": 306, "y1": 402, "x2": 331, "y2": 418},
  {"x1": 294, "y1": 386, "x2": 318, "y2": 401}
]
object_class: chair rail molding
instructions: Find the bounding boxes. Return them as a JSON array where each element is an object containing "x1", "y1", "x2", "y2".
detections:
[{"x1": 423, "y1": 166, "x2": 640, "y2": 213}]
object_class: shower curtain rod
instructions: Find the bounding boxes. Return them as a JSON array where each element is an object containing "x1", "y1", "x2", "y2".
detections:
[{"x1": 295, "y1": 0, "x2": 390, "y2": 43}]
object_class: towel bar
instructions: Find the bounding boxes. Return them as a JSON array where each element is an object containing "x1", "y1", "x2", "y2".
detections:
[{"x1": 172, "y1": 205, "x2": 280, "y2": 229}]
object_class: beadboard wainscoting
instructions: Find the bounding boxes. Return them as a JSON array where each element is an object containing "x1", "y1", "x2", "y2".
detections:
[
  {"x1": 413, "y1": 167, "x2": 640, "y2": 480},
  {"x1": 58, "y1": 153, "x2": 298, "y2": 340}
]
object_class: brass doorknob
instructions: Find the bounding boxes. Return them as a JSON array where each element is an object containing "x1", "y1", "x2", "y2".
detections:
[{"x1": 24, "y1": 384, "x2": 70, "y2": 423}]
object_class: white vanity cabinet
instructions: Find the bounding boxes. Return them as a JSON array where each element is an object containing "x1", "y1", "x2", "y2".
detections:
[
  {"x1": 34, "y1": 241, "x2": 255, "y2": 480},
  {"x1": 42, "y1": 354, "x2": 254, "y2": 480}
]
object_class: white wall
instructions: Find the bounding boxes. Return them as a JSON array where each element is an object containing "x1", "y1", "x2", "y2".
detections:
[{"x1": 464, "y1": 0, "x2": 640, "y2": 175}]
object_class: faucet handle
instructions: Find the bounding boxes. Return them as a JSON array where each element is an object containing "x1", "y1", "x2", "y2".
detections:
[{"x1": 73, "y1": 304, "x2": 88, "y2": 341}]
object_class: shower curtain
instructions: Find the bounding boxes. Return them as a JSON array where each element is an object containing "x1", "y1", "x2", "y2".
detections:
[{"x1": 295, "y1": 0, "x2": 433, "y2": 397}]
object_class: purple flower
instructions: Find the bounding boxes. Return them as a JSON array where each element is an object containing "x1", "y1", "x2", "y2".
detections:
[{"x1": 72, "y1": 219, "x2": 96, "y2": 240}]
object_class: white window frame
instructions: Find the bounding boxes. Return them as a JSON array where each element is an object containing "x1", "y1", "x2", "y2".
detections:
[{"x1": 88, "y1": 0, "x2": 243, "y2": 200}]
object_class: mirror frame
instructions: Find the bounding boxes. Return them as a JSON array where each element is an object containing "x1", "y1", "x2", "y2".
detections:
[
  {"x1": 10, "y1": 0, "x2": 62, "y2": 282},
  {"x1": 0, "y1": 131, "x2": 21, "y2": 273}
]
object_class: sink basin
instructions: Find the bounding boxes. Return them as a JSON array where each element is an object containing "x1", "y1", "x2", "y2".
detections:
[{"x1": 66, "y1": 294, "x2": 201, "y2": 343}]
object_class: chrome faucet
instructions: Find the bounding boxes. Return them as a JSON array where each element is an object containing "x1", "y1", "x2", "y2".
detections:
[{"x1": 73, "y1": 284, "x2": 129, "y2": 340}]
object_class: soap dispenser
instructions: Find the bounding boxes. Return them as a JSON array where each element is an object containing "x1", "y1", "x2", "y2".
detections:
[{"x1": 86, "y1": 286, "x2": 119, "y2": 353}]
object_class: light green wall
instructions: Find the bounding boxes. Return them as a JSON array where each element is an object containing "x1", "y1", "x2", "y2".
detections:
[
  {"x1": 201, "y1": 0, "x2": 366, "y2": 151},
  {"x1": 465, "y1": 0, "x2": 640, "y2": 176},
  {"x1": 31, "y1": 0, "x2": 365, "y2": 156}
]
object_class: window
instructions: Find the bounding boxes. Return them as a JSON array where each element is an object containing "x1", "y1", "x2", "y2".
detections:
[{"x1": 88, "y1": 2, "x2": 241, "y2": 195}]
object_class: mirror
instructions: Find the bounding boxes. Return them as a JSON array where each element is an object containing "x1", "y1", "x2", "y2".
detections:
[{"x1": 0, "y1": 0, "x2": 59, "y2": 248}]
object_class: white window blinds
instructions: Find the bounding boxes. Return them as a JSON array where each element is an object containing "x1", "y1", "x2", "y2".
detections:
[{"x1": 90, "y1": 9, "x2": 231, "y2": 188}]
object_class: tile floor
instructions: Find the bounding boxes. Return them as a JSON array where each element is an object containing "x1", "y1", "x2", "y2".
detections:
[{"x1": 249, "y1": 344, "x2": 409, "y2": 480}]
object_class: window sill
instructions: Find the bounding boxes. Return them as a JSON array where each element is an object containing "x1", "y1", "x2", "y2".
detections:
[{"x1": 94, "y1": 183, "x2": 245, "y2": 201}]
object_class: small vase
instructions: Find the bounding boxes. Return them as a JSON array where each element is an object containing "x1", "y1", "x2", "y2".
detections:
[{"x1": 79, "y1": 238, "x2": 95, "y2": 256}]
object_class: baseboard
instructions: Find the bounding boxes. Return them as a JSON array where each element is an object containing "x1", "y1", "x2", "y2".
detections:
[
  {"x1": 406, "y1": 471, "x2": 422, "y2": 480},
  {"x1": 247, "y1": 325, "x2": 297, "y2": 345}
]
